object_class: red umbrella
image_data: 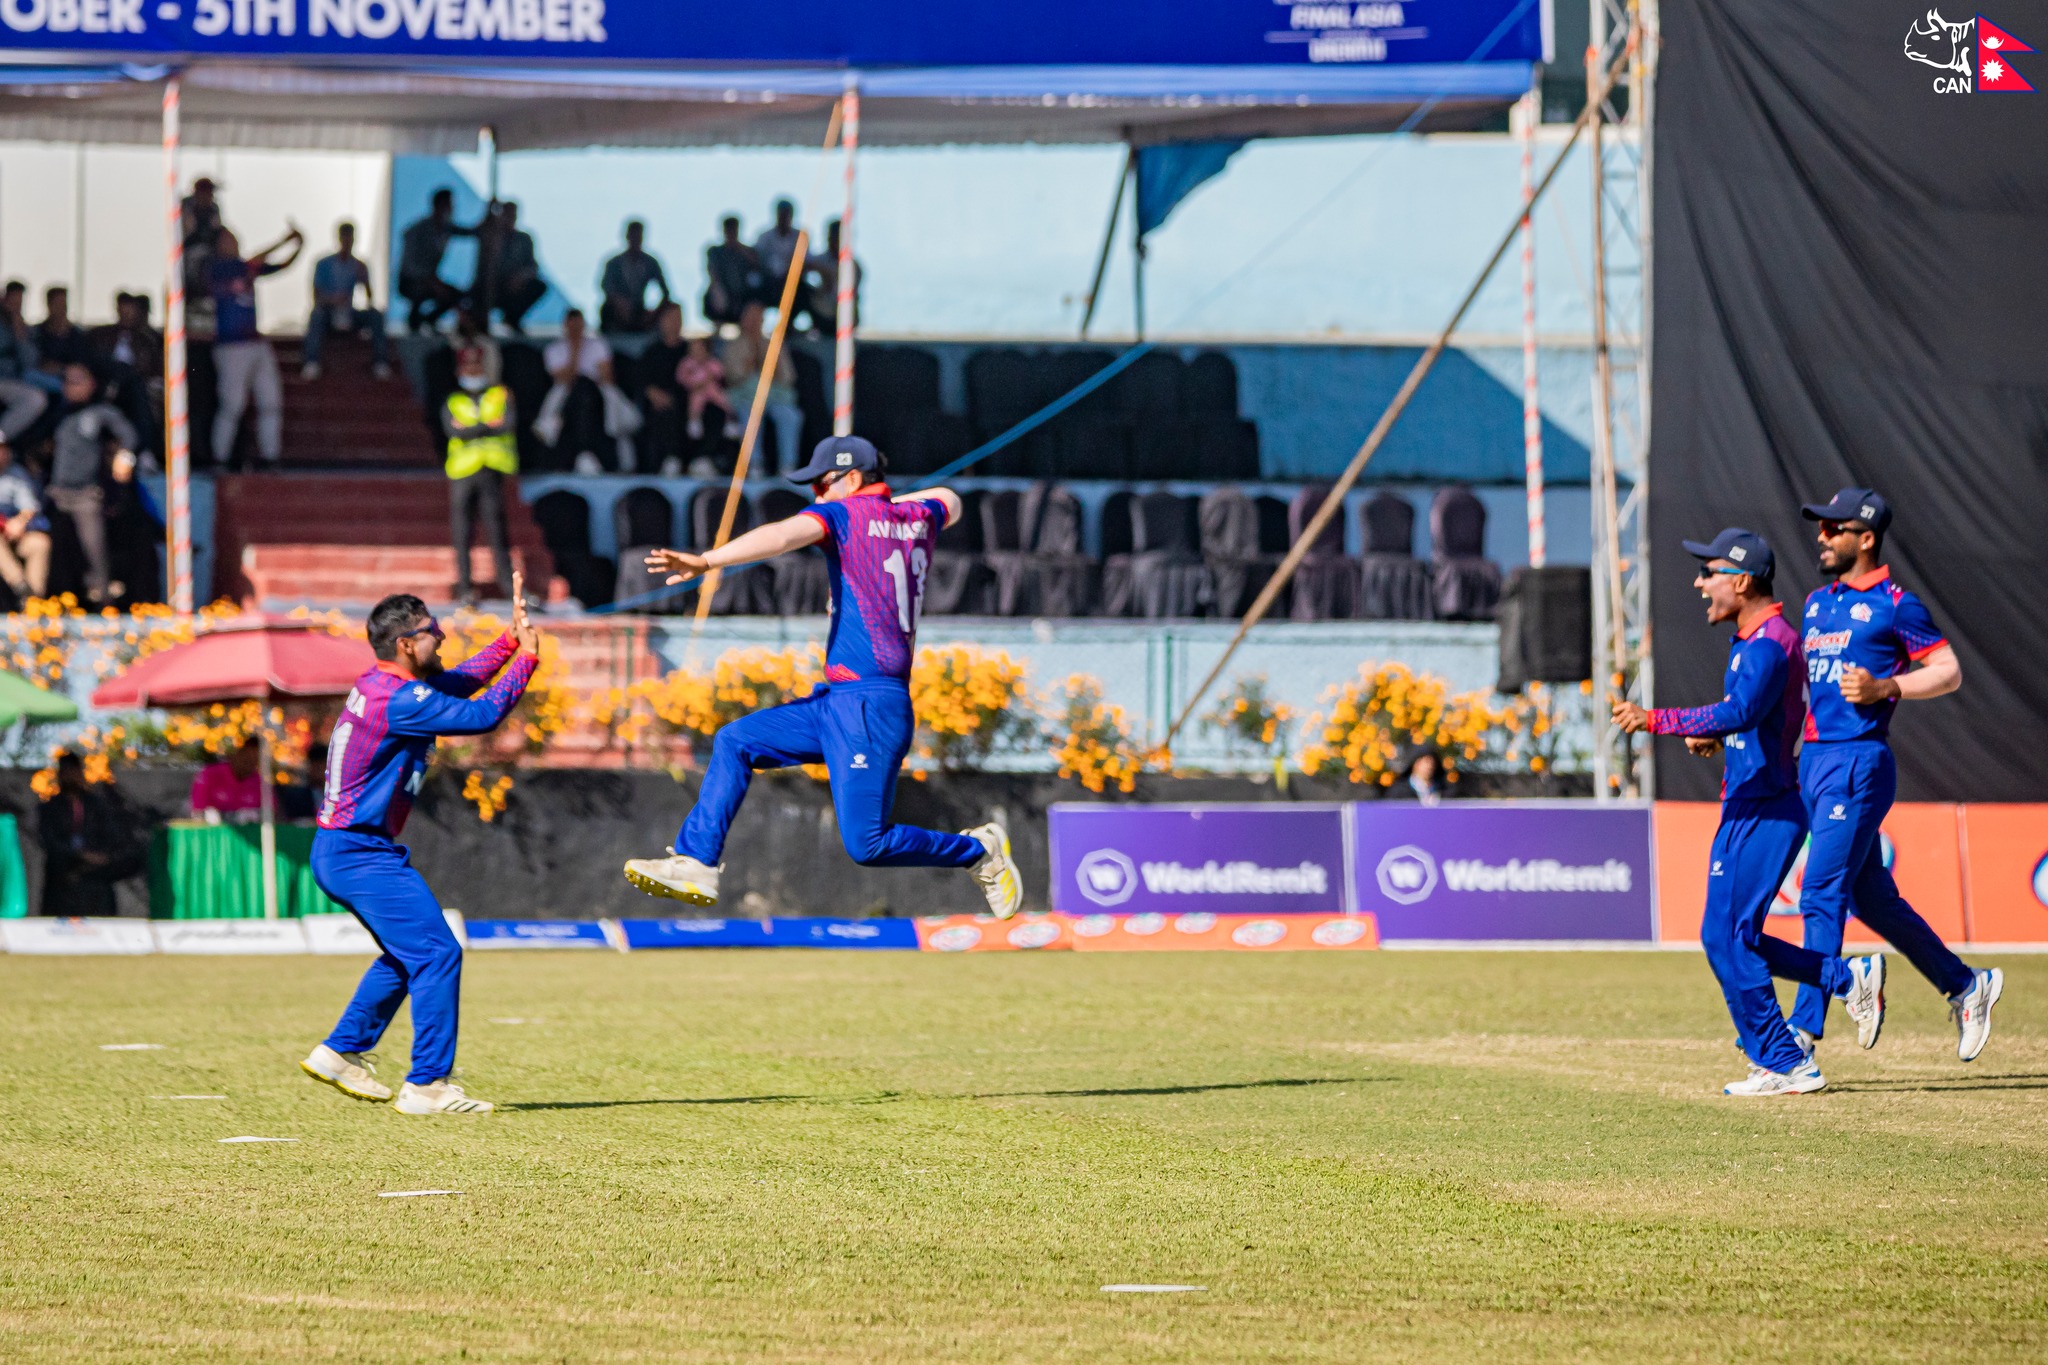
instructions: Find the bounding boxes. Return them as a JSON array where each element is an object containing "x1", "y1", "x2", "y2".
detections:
[
  {"x1": 91, "y1": 620, "x2": 372, "y2": 709},
  {"x1": 91, "y1": 620, "x2": 375, "y2": 922}
]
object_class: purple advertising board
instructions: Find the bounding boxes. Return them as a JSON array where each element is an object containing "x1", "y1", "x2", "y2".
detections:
[
  {"x1": 1350, "y1": 803, "x2": 1655, "y2": 941},
  {"x1": 1049, "y1": 804, "x2": 1350, "y2": 916}
]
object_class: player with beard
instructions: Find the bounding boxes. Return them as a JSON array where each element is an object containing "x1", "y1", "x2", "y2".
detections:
[
  {"x1": 299, "y1": 582, "x2": 541, "y2": 1115},
  {"x1": 1789, "y1": 489, "x2": 2000, "y2": 1061}
]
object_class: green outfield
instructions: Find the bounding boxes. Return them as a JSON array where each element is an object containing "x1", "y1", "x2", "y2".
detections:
[{"x1": 1, "y1": 948, "x2": 2043, "y2": 1363}]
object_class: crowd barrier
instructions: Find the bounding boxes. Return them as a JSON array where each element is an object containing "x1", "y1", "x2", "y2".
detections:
[{"x1": 3, "y1": 803, "x2": 2041, "y2": 954}]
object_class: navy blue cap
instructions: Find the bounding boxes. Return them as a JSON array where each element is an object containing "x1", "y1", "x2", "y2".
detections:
[
  {"x1": 1680, "y1": 527, "x2": 1775, "y2": 580},
  {"x1": 787, "y1": 434, "x2": 882, "y2": 484},
  {"x1": 1800, "y1": 487, "x2": 1891, "y2": 534}
]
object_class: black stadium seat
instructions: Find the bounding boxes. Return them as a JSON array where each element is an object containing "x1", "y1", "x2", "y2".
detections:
[
  {"x1": 612, "y1": 486, "x2": 680, "y2": 612},
  {"x1": 1359, "y1": 490, "x2": 1433, "y2": 620},
  {"x1": 756, "y1": 487, "x2": 831, "y2": 614},
  {"x1": 1430, "y1": 485, "x2": 1503, "y2": 621}
]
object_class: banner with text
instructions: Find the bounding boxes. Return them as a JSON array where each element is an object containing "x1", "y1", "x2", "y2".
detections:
[
  {"x1": 1350, "y1": 803, "x2": 1655, "y2": 942},
  {"x1": 1049, "y1": 804, "x2": 1351, "y2": 917},
  {"x1": 0, "y1": 0, "x2": 1545, "y2": 68}
]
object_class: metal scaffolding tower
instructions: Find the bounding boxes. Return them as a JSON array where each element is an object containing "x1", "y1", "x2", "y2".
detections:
[{"x1": 1588, "y1": 0, "x2": 1658, "y2": 800}]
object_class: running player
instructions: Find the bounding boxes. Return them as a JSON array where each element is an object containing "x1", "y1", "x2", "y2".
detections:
[
  {"x1": 1615, "y1": 530, "x2": 1881, "y2": 1095},
  {"x1": 622, "y1": 436, "x2": 1023, "y2": 918},
  {"x1": 299, "y1": 582, "x2": 541, "y2": 1115},
  {"x1": 1791, "y1": 489, "x2": 2000, "y2": 1060}
]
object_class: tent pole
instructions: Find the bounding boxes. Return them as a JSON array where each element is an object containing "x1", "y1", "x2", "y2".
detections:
[
  {"x1": 833, "y1": 75, "x2": 859, "y2": 437},
  {"x1": 1078, "y1": 147, "x2": 1131, "y2": 339},
  {"x1": 1132, "y1": 163, "x2": 1147, "y2": 341},
  {"x1": 259, "y1": 727, "x2": 278, "y2": 921},
  {"x1": 1161, "y1": 41, "x2": 1631, "y2": 753},
  {"x1": 1516, "y1": 80, "x2": 1546, "y2": 569},
  {"x1": 163, "y1": 74, "x2": 192, "y2": 617}
]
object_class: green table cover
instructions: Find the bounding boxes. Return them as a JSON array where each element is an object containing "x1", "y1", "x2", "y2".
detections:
[
  {"x1": 148, "y1": 821, "x2": 345, "y2": 920},
  {"x1": 0, "y1": 813, "x2": 28, "y2": 918}
]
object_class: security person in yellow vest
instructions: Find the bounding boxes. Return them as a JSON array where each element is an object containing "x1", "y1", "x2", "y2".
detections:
[{"x1": 442, "y1": 344, "x2": 520, "y2": 605}]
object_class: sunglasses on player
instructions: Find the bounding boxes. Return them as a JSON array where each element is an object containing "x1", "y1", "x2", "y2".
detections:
[
  {"x1": 1817, "y1": 520, "x2": 1869, "y2": 539},
  {"x1": 400, "y1": 619, "x2": 445, "y2": 643},
  {"x1": 1696, "y1": 566, "x2": 1751, "y2": 578},
  {"x1": 810, "y1": 469, "x2": 855, "y2": 496}
]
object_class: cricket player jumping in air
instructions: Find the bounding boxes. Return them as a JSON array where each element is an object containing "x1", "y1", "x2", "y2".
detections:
[
  {"x1": 1788, "y1": 489, "x2": 2000, "y2": 1061},
  {"x1": 1614, "y1": 530, "x2": 1882, "y2": 1096},
  {"x1": 623, "y1": 435, "x2": 1023, "y2": 919},
  {"x1": 300, "y1": 579, "x2": 541, "y2": 1115}
]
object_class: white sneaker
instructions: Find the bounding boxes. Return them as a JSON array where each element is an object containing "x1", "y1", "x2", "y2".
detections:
[
  {"x1": 1724, "y1": 1057, "x2": 1826, "y2": 1097},
  {"x1": 299, "y1": 361, "x2": 321, "y2": 380},
  {"x1": 393, "y1": 1078, "x2": 493, "y2": 1115},
  {"x1": 965, "y1": 822, "x2": 1023, "y2": 920},
  {"x1": 624, "y1": 852, "x2": 720, "y2": 906},
  {"x1": 300, "y1": 1043, "x2": 392, "y2": 1101},
  {"x1": 1840, "y1": 954, "x2": 1886, "y2": 1049},
  {"x1": 1951, "y1": 967, "x2": 2003, "y2": 1063}
]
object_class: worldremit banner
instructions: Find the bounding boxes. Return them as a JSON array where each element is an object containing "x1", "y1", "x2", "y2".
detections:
[
  {"x1": 1350, "y1": 803, "x2": 1656, "y2": 942},
  {"x1": 1049, "y1": 804, "x2": 1352, "y2": 918},
  {"x1": 0, "y1": 0, "x2": 1545, "y2": 67}
]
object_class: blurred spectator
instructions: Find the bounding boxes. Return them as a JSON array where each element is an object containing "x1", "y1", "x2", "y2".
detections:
[
  {"x1": 703, "y1": 215, "x2": 763, "y2": 326},
  {"x1": 104, "y1": 443, "x2": 162, "y2": 607},
  {"x1": 804, "y1": 218, "x2": 860, "y2": 336},
  {"x1": 534, "y1": 309, "x2": 637, "y2": 474},
  {"x1": 190, "y1": 736, "x2": 263, "y2": 821},
  {"x1": 0, "y1": 284, "x2": 47, "y2": 442},
  {"x1": 303, "y1": 221, "x2": 391, "y2": 380},
  {"x1": 753, "y1": 198, "x2": 803, "y2": 287},
  {"x1": 39, "y1": 752, "x2": 145, "y2": 916},
  {"x1": 723, "y1": 301, "x2": 801, "y2": 474},
  {"x1": 0, "y1": 434, "x2": 51, "y2": 599},
  {"x1": 180, "y1": 177, "x2": 223, "y2": 337},
  {"x1": 598, "y1": 220, "x2": 671, "y2": 336},
  {"x1": 397, "y1": 188, "x2": 475, "y2": 333},
  {"x1": 679, "y1": 335, "x2": 737, "y2": 445},
  {"x1": 33, "y1": 287, "x2": 94, "y2": 375},
  {"x1": 635, "y1": 301, "x2": 690, "y2": 475},
  {"x1": 452, "y1": 306, "x2": 503, "y2": 384},
  {"x1": 484, "y1": 201, "x2": 546, "y2": 335},
  {"x1": 48, "y1": 362, "x2": 137, "y2": 604},
  {"x1": 280, "y1": 741, "x2": 327, "y2": 822},
  {"x1": 208, "y1": 224, "x2": 303, "y2": 467},
  {"x1": 442, "y1": 344, "x2": 518, "y2": 605},
  {"x1": 87, "y1": 292, "x2": 164, "y2": 452},
  {"x1": 1387, "y1": 750, "x2": 1454, "y2": 805}
]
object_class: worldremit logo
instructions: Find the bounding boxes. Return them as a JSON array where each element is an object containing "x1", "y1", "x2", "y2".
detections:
[
  {"x1": 1076, "y1": 849, "x2": 1138, "y2": 907},
  {"x1": 1905, "y1": 10, "x2": 2037, "y2": 92},
  {"x1": 1376, "y1": 845, "x2": 1633, "y2": 902},
  {"x1": 1138, "y1": 861, "x2": 1329, "y2": 895}
]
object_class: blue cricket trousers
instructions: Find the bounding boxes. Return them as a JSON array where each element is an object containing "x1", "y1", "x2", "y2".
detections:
[
  {"x1": 1790, "y1": 741, "x2": 1974, "y2": 1038},
  {"x1": 313, "y1": 829, "x2": 464, "y2": 1086},
  {"x1": 677, "y1": 680, "x2": 983, "y2": 870},
  {"x1": 1703, "y1": 793, "x2": 1847, "y2": 1072}
]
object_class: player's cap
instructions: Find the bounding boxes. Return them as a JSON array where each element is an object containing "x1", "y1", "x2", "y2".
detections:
[
  {"x1": 787, "y1": 434, "x2": 881, "y2": 484},
  {"x1": 1800, "y1": 487, "x2": 1891, "y2": 533},
  {"x1": 1680, "y1": 528, "x2": 1775, "y2": 580}
]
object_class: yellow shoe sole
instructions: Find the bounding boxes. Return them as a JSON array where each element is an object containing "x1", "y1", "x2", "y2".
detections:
[
  {"x1": 300, "y1": 1059, "x2": 391, "y2": 1103},
  {"x1": 624, "y1": 864, "x2": 718, "y2": 906}
]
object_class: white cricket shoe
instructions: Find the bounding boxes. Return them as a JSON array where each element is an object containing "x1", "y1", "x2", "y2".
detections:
[
  {"x1": 965, "y1": 822, "x2": 1023, "y2": 919},
  {"x1": 1951, "y1": 967, "x2": 2003, "y2": 1063},
  {"x1": 1841, "y1": 954, "x2": 1887, "y2": 1050},
  {"x1": 300, "y1": 1043, "x2": 392, "y2": 1102},
  {"x1": 624, "y1": 851, "x2": 720, "y2": 906},
  {"x1": 393, "y1": 1079, "x2": 493, "y2": 1115},
  {"x1": 1723, "y1": 1058, "x2": 1826, "y2": 1097}
]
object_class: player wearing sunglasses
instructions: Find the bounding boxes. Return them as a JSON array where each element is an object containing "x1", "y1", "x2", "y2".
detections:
[
  {"x1": 624, "y1": 435, "x2": 1023, "y2": 919},
  {"x1": 299, "y1": 578, "x2": 543, "y2": 1115}
]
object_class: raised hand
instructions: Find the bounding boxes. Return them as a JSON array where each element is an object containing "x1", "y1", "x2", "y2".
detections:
[
  {"x1": 645, "y1": 548, "x2": 711, "y2": 586},
  {"x1": 1610, "y1": 698, "x2": 1652, "y2": 734},
  {"x1": 510, "y1": 570, "x2": 541, "y2": 655}
]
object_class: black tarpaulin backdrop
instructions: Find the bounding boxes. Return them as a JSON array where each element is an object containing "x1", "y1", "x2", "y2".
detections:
[{"x1": 1650, "y1": 0, "x2": 2048, "y2": 800}]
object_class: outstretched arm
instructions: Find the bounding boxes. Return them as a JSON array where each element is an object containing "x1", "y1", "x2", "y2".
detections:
[
  {"x1": 896, "y1": 485, "x2": 961, "y2": 528},
  {"x1": 644, "y1": 514, "x2": 826, "y2": 585}
]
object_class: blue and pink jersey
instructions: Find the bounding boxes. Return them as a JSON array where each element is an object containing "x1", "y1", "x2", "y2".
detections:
[
  {"x1": 318, "y1": 634, "x2": 536, "y2": 837},
  {"x1": 800, "y1": 486, "x2": 949, "y2": 683},
  {"x1": 1800, "y1": 566, "x2": 1946, "y2": 743},
  {"x1": 1648, "y1": 604, "x2": 1805, "y2": 801}
]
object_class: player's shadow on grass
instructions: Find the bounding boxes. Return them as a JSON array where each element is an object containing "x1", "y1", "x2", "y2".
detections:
[
  {"x1": 508, "y1": 1076, "x2": 1375, "y2": 1113},
  {"x1": 969, "y1": 1076, "x2": 1381, "y2": 1100},
  {"x1": 1828, "y1": 1073, "x2": 2048, "y2": 1094}
]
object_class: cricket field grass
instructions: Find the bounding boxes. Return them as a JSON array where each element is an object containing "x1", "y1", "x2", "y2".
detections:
[{"x1": 1, "y1": 948, "x2": 2044, "y2": 1362}]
